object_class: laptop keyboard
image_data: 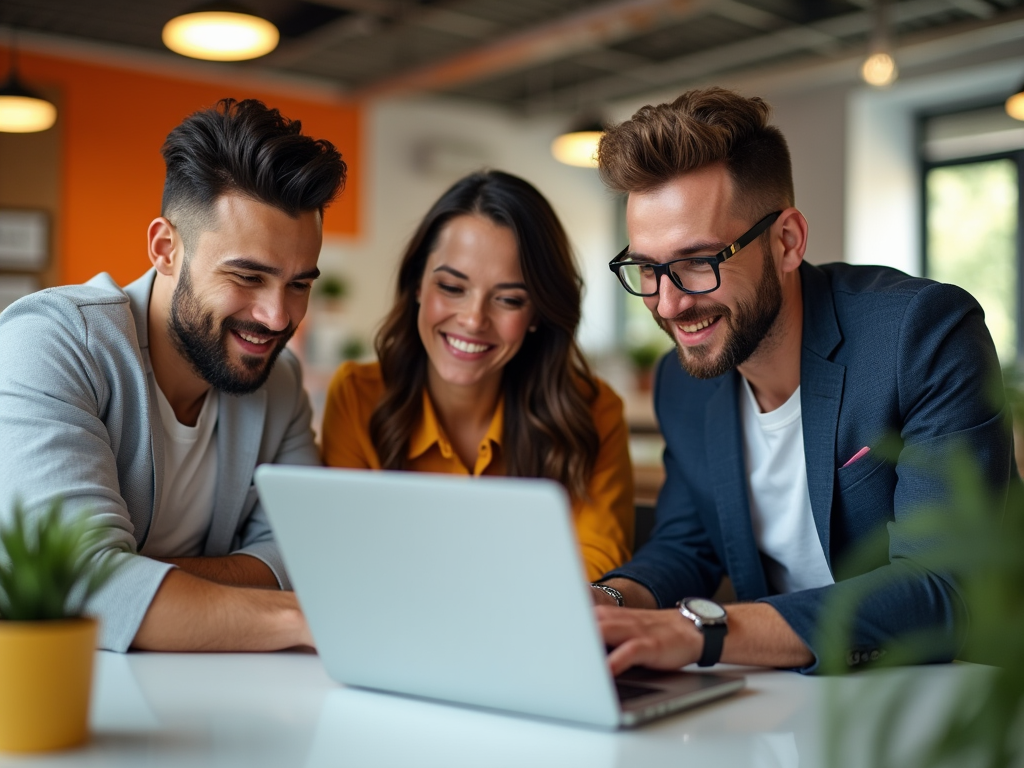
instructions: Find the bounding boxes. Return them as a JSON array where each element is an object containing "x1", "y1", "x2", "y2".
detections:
[{"x1": 615, "y1": 682, "x2": 659, "y2": 702}]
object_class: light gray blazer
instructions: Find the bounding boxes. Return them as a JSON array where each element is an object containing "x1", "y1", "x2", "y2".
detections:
[{"x1": 0, "y1": 270, "x2": 321, "y2": 651}]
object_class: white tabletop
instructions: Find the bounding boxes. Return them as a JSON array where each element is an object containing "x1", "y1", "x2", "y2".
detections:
[{"x1": 0, "y1": 651, "x2": 989, "y2": 767}]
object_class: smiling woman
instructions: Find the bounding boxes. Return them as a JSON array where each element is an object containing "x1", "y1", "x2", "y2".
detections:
[{"x1": 320, "y1": 170, "x2": 635, "y2": 581}]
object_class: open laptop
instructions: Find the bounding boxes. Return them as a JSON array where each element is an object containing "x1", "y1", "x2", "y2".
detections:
[{"x1": 255, "y1": 465, "x2": 744, "y2": 729}]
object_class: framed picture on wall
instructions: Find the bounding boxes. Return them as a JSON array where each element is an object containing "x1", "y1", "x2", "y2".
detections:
[{"x1": 0, "y1": 209, "x2": 49, "y2": 270}]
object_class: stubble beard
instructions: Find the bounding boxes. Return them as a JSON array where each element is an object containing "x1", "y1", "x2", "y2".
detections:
[
  {"x1": 168, "y1": 260, "x2": 294, "y2": 395},
  {"x1": 656, "y1": 239, "x2": 783, "y2": 380}
]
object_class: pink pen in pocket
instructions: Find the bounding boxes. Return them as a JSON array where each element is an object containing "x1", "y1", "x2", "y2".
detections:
[{"x1": 841, "y1": 446, "x2": 871, "y2": 469}]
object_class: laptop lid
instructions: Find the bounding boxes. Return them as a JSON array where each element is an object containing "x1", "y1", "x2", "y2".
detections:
[{"x1": 256, "y1": 466, "x2": 622, "y2": 728}]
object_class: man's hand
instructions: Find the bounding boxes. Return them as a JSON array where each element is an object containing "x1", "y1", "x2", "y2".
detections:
[
  {"x1": 597, "y1": 606, "x2": 702, "y2": 675},
  {"x1": 598, "y1": 602, "x2": 814, "y2": 675}
]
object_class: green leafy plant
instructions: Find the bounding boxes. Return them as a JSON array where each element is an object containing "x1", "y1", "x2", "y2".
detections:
[
  {"x1": 316, "y1": 274, "x2": 349, "y2": 301},
  {"x1": 339, "y1": 337, "x2": 367, "y2": 362},
  {"x1": 627, "y1": 342, "x2": 665, "y2": 372},
  {"x1": 821, "y1": 374, "x2": 1024, "y2": 768},
  {"x1": 0, "y1": 499, "x2": 122, "y2": 621}
]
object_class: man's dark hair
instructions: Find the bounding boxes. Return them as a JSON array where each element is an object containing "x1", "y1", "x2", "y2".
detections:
[
  {"x1": 161, "y1": 98, "x2": 347, "y2": 253},
  {"x1": 597, "y1": 87, "x2": 793, "y2": 219}
]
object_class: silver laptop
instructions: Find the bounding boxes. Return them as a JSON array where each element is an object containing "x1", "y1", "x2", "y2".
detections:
[{"x1": 255, "y1": 465, "x2": 744, "y2": 729}]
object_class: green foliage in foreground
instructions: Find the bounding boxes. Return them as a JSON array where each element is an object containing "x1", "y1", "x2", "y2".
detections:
[
  {"x1": 0, "y1": 499, "x2": 122, "y2": 621},
  {"x1": 822, "y1": 398, "x2": 1024, "y2": 767}
]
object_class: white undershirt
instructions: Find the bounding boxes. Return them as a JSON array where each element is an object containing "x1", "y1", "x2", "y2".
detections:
[
  {"x1": 739, "y1": 378, "x2": 834, "y2": 594},
  {"x1": 142, "y1": 384, "x2": 219, "y2": 558}
]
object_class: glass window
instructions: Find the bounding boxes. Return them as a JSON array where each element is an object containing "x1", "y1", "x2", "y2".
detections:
[
  {"x1": 925, "y1": 158, "x2": 1019, "y2": 362},
  {"x1": 922, "y1": 104, "x2": 1024, "y2": 364}
]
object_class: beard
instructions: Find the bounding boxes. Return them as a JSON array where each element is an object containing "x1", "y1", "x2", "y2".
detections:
[
  {"x1": 168, "y1": 261, "x2": 295, "y2": 395},
  {"x1": 657, "y1": 239, "x2": 783, "y2": 380}
]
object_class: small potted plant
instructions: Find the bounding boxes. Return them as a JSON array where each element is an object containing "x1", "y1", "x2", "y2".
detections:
[
  {"x1": 339, "y1": 336, "x2": 367, "y2": 363},
  {"x1": 0, "y1": 499, "x2": 122, "y2": 753},
  {"x1": 628, "y1": 342, "x2": 666, "y2": 393},
  {"x1": 316, "y1": 273, "x2": 350, "y2": 313}
]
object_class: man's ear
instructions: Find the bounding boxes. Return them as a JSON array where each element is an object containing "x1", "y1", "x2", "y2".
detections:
[
  {"x1": 148, "y1": 217, "x2": 181, "y2": 277},
  {"x1": 776, "y1": 208, "x2": 808, "y2": 275}
]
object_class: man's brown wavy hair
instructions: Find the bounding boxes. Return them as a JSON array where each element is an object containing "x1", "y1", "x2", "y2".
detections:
[
  {"x1": 369, "y1": 170, "x2": 599, "y2": 500},
  {"x1": 597, "y1": 87, "x2": 794, "y2": 218}
]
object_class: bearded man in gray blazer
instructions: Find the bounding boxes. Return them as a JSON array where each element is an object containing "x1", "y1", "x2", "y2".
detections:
[{"x1": 0, "y1": 98, "x2": 347, "y2": 652}]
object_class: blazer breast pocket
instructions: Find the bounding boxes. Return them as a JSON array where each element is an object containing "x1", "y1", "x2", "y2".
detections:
[
  {"x1": 834, "y1": 456, "x2": 896, "y2": 555},
  {"x1": 837, "y1": 453, "x2": 886, "y2": 492}
]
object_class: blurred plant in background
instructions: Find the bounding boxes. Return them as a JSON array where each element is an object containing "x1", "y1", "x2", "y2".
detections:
[
  {"x1": 821, "y1": 370, "x2": 1024, "y2": 768},
  {"x1": 315, "y1": 273, "x2": 349, "y2": 303},
  {"x1": 627, "y1": 341, "x2": 669, "y2": 392},
  {"x1": 339, "y1": 337, "x2": 367, "y2": 362}
]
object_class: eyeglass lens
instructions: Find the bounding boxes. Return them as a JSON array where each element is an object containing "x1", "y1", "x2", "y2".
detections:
[{"x1": 618, "y1": 259, "x2": 718, "y2": 296}]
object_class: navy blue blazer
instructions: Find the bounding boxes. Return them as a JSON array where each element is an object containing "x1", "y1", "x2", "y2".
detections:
[{"x1": 606, "y1": 262, "x2": 1013, "y2": 672}]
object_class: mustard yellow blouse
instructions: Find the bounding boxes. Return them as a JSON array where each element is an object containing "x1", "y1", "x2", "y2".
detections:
[{"x1": 321, "y1": 361, "x2": 634, "y2": 580}]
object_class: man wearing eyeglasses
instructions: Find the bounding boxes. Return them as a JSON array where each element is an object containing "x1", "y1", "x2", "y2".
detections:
[{"x1": 590, "y1": 87, "x2": 1012, "y2": 673}]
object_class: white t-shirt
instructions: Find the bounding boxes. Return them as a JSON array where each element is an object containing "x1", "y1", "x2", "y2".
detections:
[
  {"x1": 142, "y1": 384, "x2": 219, "y2": 558},
  {"x1": 739, "y1": 378, "x2": 834, "y2": 594}
]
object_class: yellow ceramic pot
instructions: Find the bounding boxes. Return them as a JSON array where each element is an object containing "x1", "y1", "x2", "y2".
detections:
[{"x1": 0, "y1": 617, "x2": 97, "y2": 753}]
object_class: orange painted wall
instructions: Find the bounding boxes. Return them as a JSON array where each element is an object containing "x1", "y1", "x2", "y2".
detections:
[{"x1": 6, "y1": 48, "x2": 361, "y2": 287}]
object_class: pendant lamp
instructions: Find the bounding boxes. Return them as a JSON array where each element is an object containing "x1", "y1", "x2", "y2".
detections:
[
  {"x1": 163, "y1": 2, "x2": 279, "y2": 61},
  {"x1": 861, "y1": 0, "x2": 898, "y2": 88},
  {"x1": 551, "y1": 118, "x2": 604, "y2": 169},
  {"x1": 0, "y1": 34, "x2": 57, "y2": 134},
  {"x1": 1007, "y1": 81, "x2": 1024, "y2": 122}
]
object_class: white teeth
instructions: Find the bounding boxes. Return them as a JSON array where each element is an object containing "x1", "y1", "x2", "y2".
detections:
[
  {"x1": 239, "y1": 332, "x2": 269, "y2": 345},
  {"x1": 446, "y1": 335, "x2": 489, "y2": 354},
  {"x1": 680, "y1": 317, "x2": 715, "y2": 333}
]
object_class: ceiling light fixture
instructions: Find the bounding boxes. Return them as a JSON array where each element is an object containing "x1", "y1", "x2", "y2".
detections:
[
  {"x1": 551, "y1": 119, "x2": 604, "y2": 168},
  {"x1": 1007, "y1": 80, "x2": 1024, "y2": 122},
  {"x1": 163, "y1": 3, "x2": 279, "y2": 61},
  {"x1": 0, "y1": 33, "x2": 57, "y2": 134},
  {"x1": 861, "y1": 52, "x2": 898, "y2": 87},
  {"x1": 861, "y1": 0, "x2": 898, "y2": 88}
]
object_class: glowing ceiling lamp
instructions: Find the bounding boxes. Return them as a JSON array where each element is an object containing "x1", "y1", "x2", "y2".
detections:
[
  {"x1": 0, "y1": 37, "x2": 57, "y2": 134},
  {"x1": 551, "y1": 119, "x2": 604, "y2": 168},
  {"x1": 861, "y1": 0, "x2": 898, "y2": 88},
  {"x1": 1007, "y1": 81, "x2": 1024, "y2": 122},
  {"x1": 163, "y1": 4, "x2": 279, "y2": 61},
  {"x1": 861, "y1": 52, "x2": 898, "y2": 88}
]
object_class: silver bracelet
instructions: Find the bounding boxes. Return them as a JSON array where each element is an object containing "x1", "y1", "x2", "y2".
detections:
[{"x1": 591, "y1": 583, "x2": 625, "y2": 607}]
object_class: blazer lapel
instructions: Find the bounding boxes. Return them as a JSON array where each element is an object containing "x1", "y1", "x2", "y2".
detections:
[
  {"x1": 798, "y1": 263, "x2": 845, "y2": 571},
  {"x1": 205, "y1": 389, "x2": 266, "y2": 554},
  {"x1": 706, "y1": 371, "x2": 770, "y2": 600}
]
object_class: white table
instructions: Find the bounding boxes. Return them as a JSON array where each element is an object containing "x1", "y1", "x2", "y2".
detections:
[{"x1": 0, "y1": 651, "x2": 993, "y2": 767}]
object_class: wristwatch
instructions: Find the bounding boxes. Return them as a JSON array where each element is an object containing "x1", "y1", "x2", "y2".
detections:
[
  {"x1": 678, "y1": 597, "x2": 728, "y2": 667},
  {"x1": 591, "y1": 583, "x2": 625, "y2": 607}
]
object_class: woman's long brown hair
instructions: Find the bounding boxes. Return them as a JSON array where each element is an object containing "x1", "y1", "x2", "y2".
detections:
[{"x1": 369, "y1": 170, "x2": 599, "y2": 500}]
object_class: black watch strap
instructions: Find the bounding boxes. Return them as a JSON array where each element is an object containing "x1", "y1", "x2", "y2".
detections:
[{"x1": 697, "y1": 623, "x2": 727, "y2": 667}]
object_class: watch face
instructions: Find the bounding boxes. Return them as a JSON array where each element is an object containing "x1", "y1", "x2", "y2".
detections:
[{"x1": 685, "y1": 598, "x2": 726, "y2": 620}]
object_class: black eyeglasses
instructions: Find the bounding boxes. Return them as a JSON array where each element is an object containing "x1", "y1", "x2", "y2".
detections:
[{"x1": 608, "y1": 211, "x2": 782, "y2": 297}]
